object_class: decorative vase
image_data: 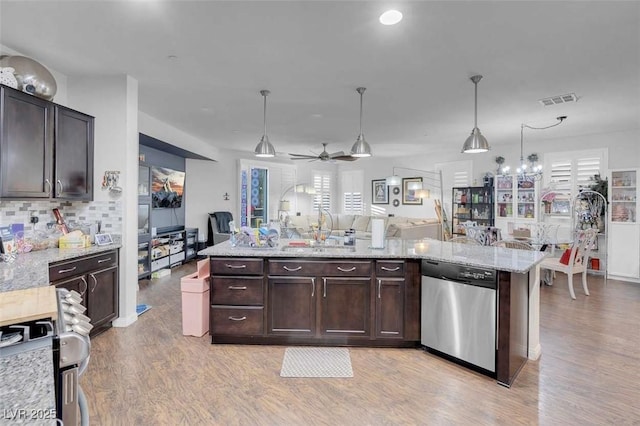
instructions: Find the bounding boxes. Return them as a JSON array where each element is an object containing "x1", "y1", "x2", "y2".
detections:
[
  {"x1": 0, "y1": 67, "x2": 18, "y2": 89},
  {"x1": 0, "y1": 56, "x2": 57, "y2": 100}
]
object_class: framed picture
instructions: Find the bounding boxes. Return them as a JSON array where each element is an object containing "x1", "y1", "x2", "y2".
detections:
[
  {"x1": 402, "y1": 177, "x2": 423, "y2": 205},
  {"x1": 372, "y1": 179, "x2": 389, "y2": 204},
  {"x1": 95, "y1": 233, "x2": 114, "y2": 246}
]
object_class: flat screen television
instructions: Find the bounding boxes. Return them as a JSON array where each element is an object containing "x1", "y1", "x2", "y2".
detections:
[{"x1": 151, "y1": 166, "x2": 185, "y2": 208}]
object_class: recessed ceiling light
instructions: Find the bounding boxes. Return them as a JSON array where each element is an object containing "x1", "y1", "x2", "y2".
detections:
[
  {"x1": 167, "y1": 55, "x2": 178, "y2": 60},
  {"x1": 311, "y1": 113, "x2": 323, "y2": 119},
  {"x1": 379, "y1": 10, "x2": 403, "y2": 25}
]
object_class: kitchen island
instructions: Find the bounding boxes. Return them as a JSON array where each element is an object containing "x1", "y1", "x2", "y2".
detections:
[{"x1": 200, "y1": 238, "x2": 547, "y2": 387}]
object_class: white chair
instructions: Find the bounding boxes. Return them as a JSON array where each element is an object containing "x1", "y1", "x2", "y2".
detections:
[
  {"x1": 491, "y1": 239, "x2": 535, "y2": 251},
  {"x1": 539, "y1": 228, "x2": 598, "y2": 300}
]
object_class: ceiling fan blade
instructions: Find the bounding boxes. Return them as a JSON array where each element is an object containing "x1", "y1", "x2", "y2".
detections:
[
  {"x1": 328, "y1": 151, "x2": 345, "y2": 158},
  {"x1": 333, "y1": 155, "x2": 358, "y2": 162},
  {"x1": 289, "y1": 153, "x2": 318, "y2": 159}
]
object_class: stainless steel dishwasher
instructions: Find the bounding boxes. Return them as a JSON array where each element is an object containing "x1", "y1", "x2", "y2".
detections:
[{"x1": 421, "y1": 260, "x2": 497, "y2": 373}]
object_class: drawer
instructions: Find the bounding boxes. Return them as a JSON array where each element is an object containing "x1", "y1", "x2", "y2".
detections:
[
  {"x1": 49, "y1": 250, "x2": 118, "y2": 281},
  {"x1": 169, "y1": 243, "x2": 184, "y2": 255},
  {"x1": 211, "y1": 258, "x2": 263, "y2": 275},
  {"x1": 376, "y1": 260, "x2": 405, "y2": 277},
  {"x1": 268, "y1": 259, "x2": 372, "y2": 277},
  {"x1": 151, "y1": 257, "x2": 170, "y2": 271},
  {"x1": 211, "y1": 277, "x2": 263, "y2": 305},
  {"x1": 170, "y1": 252, "x2": 185, "y2": 264},
  {"x1": 211, "y1": 306, "x2": 263, "y2": 335}
]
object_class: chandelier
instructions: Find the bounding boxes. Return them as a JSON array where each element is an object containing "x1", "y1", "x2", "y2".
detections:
[{"x1": 500, "y1": 116, "x2": 567, "y2": 182}]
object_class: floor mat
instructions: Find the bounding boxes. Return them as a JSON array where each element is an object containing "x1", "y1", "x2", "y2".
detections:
[
  {"x1": 136, "y1": 304, "x2": 152, "y2": 316},
  {"x1": 280, "y1": 347, "x2": 353, "y2": 378}
]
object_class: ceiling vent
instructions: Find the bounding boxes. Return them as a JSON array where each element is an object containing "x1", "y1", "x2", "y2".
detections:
[{"x1": 538, "y1": 93, "x2": 578, "y2": 106}]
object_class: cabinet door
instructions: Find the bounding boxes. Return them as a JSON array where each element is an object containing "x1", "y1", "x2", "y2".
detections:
[
  {"x1": 608, "y1": 224, "x2": 640, "y2": 279},
  {"x1": 87, "y1": 266, "x2": 118, "y2": 331},
  {"x1": 53, "y1": 276, "x2": 89, "y2": 310},
  {"x1": 320, "y1": 277, "x2": 370, "y2": 337},
  {"x1": 0, "y1": 86, "x2": 54, "y2": 198},
  {"x1": 54, "y1": 106, "x2": 94, "y2": 200},
  {"x1": 268, "y1": 276, "x2": 316, "y2": 336},
  {"x1": 375, "y1": 278, "x2": 404, "y2": 339}
]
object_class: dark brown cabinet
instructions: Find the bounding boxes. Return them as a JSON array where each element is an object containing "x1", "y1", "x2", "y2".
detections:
[
  {"x1": 268, "y1": 276, "x2": 316, "y2": 336},
  {"x1": 0, "y1": 85, "x2": 93, "y2": 200},
  {"x1": 320, "y1": 277, "x2": 370, "y2": 337},
  {"x1": 209, "y1": 256, "x2": 420, "y2": 347},
  {"x1": 49, "y1": 250, "x2": 119, "y2": 336}
]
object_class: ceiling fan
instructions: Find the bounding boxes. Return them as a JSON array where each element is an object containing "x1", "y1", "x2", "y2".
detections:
[{"x1": 289, "y1": 143, "x2": 357, "y2": 162}]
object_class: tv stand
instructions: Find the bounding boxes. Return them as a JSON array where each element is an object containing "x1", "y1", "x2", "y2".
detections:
[{"x1": 148, "y1": 226, "x2": 199, "y2": 278}]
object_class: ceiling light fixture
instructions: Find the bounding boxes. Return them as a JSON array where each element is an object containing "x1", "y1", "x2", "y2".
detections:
[
  {"x1": 461, "y1": 75, "x2": 490, "y2": 154},
  {"x1": 350, "y1": 87, "x2": 372, "y2": 158},
  {"x1": 500, "y1": 116, "x2": 567, "y2": 182},
  {"x1": 254, "y1": 89, "x2": 276, "y2": 158},
  {"x1": 379, "y1": 10, "x2": 403, "y2": 25}
]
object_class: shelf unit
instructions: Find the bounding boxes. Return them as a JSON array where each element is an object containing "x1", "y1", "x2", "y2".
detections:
[
  {"x1": 138, "y1": 163, "x2": 152, "y2": 280},
  {"x1": 495, "y1": 175, "x2": 539, "y2": 233},
  {"x1": 607, "y1": 169, "x2": 639, "y2": 281},
  {"x1": 451, "y1": 186, "x2": 494, "y2": 235},
  {"x1": 572, "y1": 190, "x2": 607, "y2": 278},
  {"x1": 151, "y1": 228, "x2": 185, "y2": 272},
  {"x1": 185, "y1": 228, "x2": 198, "y2": 261}
]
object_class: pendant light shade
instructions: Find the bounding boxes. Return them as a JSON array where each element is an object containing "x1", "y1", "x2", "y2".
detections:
[
  {"x1": 350, "y1": 87, "x2": 372, "y2": 158},
  {"x1": 254, "y1": 89, "x2": 276, "y2": 157},
  {"x1": 461, "y1": 75, "x2": 490, "y2": 154}
]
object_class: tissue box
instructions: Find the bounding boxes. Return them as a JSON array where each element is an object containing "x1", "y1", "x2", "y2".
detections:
[{"x1": 59, "y1": 232, "x2": 91, "y2": 248}]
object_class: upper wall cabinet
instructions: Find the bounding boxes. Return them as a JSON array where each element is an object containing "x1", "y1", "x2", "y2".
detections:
[{"x1": 0, "y1": 85, "x2": 94, "y2": 200}]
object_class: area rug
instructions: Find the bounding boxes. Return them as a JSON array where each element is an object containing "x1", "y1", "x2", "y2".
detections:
[
  {"x1": 136, "y1": 304, "x2": 152, "y2": 316},
  {"x1": 280, "y1": 347, "x2": 353, "y2": 378}
]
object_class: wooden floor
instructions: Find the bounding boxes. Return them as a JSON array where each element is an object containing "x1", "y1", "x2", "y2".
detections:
[{"x1": 82, "y1": 263, "x2": 640, "y2": 425}]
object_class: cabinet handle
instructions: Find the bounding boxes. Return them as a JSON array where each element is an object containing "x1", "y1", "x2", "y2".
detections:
[
  {"x1": 57, "y1": 266, "x2": 77, "y2": 274},
  {"x1": 225, "y1": 264, "x2": 246, "y2": 269},
  {"x1": 89, "y1": 274, "x2": 98, "y2": 293},
  {"x1": 228, "y1": 316, "x2": 246, "y2": 321},
  {"x1": 283, "y1": 265, "x2": 302, "y2": 272},
  {"x1": 311, "y1": 277, "x2": 315, "y2": 298},
  {"x1": 97, "y1": 258, "x2": 112, "y2": 263},
  {"x1": 80, "y1": 277, "x2": 88, "y2": 297},
  {"x1": 337, "y1": 266, "x2": 356, "y2": 272},
  {"x1": 44, "y1": 179, "x2": 52, "y2": 196},
  {"x1": 381, "y1": 266, "x2": 400, "y2": 272},
  {"x1": 377, "y1": 278, "x2": 382, "y2": 299},
  {"x1": 323, "y1": 277, "x2": 327, "y2": 298},
  {"x1": 228, "y1": 286, "x2": 247, "y2": 290},
  {"x1": 57, "y1": 179, "x2": 64, "y2": 194}
]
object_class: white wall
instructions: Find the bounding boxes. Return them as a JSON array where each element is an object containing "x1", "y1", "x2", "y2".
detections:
[{"x1": 67, "y1": 75, "x2": 139, "y2": 328}]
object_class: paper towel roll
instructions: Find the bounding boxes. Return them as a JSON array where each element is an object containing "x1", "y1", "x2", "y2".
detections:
[{"x1": 371, "y1": 218, "x2": 385, "y2": 249}]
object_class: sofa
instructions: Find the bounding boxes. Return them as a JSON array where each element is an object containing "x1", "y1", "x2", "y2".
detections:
[{"x1": 286, "y1": 214, "x2": 442, "y2": 241}]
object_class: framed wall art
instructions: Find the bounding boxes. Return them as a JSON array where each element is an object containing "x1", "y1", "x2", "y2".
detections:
[
  {"x1": 402, "y1": 177, "x2": 423, "y2": 205},
  {"x1": 372, "y1": 179, "x2": 389, "y2": 204}
]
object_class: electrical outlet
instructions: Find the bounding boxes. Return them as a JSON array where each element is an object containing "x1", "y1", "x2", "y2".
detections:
[{"x1": 30, "y1": 216, "x2": 39, "y2": 224}]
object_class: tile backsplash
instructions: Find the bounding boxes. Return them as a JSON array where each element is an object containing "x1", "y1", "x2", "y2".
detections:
[{"x1": 0, "y1": 200, "x2": 122, "y2": 235}]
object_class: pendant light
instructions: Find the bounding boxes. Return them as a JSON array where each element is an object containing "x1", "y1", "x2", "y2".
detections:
[
  {"x1": 461, "y1": 75, "x2": 490, "y2": 154},
  {"x1": 254, "y1": 89, "x2": 276, "y2": 157},
  {"x1": 350, "y1": 87, "x2": 372, "y2": 158}
]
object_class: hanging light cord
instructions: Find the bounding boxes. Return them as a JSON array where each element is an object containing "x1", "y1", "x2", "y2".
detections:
[
  {"x1": 474, "y1": 80, "x2": 478, "y2": 128},
  {"x1": 263, "y1": 92, "x2": 268, "y2": 136},
  {"x1": 520, "y1": 116, "x2": 567, "y2": 165},
  {"x1": 358, "y1": 88, "x2": 365, "y2": 136}
]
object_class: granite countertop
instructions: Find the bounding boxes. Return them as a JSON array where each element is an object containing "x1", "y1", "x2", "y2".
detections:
[
  {"x1": 199, "y1": 238, "x2": 548, "y2": 273},
  {"x1": 0, "y1": 239, "x2": 122, "y2": 293}
]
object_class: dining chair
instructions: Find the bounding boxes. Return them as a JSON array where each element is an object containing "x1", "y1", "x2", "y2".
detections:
[
  {"x1": 491, "y1": 239, "x2": 535, "y2": 251},
  {"x1": 449, "y1": 236, "x2": 482, "y2": 245},
  {"x1": 539, "y1": 228, "x2": 598, "y2": 299}
]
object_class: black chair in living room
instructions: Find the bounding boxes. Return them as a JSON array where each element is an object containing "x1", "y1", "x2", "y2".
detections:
[{"x1": 207, "y1": 212, "x2": 234, "y2": 246}]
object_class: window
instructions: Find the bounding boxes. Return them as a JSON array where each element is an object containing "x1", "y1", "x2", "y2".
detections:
[
  {"x1": 340, "y1": 170, "x2": 364, "y2": 214},
  {"x1": 544, "y1": 149, "x2": 607, "y2": 203},
  {"x1": 313, "y1": 171, "x2": 332, "y2": 212}
]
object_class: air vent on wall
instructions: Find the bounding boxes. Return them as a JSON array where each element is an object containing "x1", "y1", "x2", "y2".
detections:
[{"x1": 538, "y1": 93, "x2": 578, "y2": 106}]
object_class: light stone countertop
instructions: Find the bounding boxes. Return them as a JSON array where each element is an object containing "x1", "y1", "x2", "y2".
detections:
[
  {"x1": 199, "y1": 238, "x2": 548, "y2": 273},
  {"x1": 0, "y1": 238, "x2": 121, "y2": 293}
]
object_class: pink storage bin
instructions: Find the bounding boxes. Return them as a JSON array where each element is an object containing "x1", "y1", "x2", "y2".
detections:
[{"x1": 180, "y1": 259, "x2": 210, "y2": 337}]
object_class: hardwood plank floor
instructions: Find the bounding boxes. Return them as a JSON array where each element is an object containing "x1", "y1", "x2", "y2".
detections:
[{"x1": 81, "y1": 263, "x2": 640, "y2": 425}]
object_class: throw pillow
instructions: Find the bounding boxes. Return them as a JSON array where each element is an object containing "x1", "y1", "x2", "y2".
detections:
[{"x1": 559, "y1": 248, "x2": 577, "y2": 265}]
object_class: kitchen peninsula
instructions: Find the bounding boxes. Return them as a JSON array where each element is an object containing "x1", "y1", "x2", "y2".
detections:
[{"x1": 200, "y1": 238, "x2": 547, "y2": 386}]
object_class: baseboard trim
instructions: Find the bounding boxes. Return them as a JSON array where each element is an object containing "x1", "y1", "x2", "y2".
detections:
[
  {"x1": 528, "y1": 343, "x2": 542, "y2": 360},
  {"x1": 113, "y1": 313, "x2": 138, "y2": 328}
]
